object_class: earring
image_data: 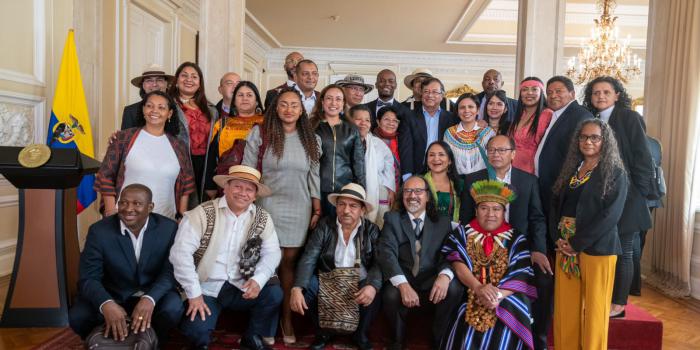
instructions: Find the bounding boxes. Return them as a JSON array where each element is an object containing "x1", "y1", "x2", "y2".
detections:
[{"x1": 255, "y1": 106, "x2": 262, "y2": 114}]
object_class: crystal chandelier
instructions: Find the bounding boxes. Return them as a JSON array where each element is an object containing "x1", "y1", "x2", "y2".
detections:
[{"x1": 566, "y1": 0, "x2": 642, "y2": 84}]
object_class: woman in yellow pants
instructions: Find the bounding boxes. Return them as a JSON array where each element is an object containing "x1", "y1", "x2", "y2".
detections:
[{"x1": 549, "y1": 119, "x2": 628, "y2": 350}]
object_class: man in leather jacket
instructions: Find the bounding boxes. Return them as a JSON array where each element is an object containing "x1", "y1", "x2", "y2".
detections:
[{"x1": 290, "y1": 183, "x2": 381, "y2": 350}]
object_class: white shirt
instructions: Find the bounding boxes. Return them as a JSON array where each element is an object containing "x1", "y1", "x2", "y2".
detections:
[
  {"x1": 389, "y1": 211, "x2": 454, "y2": 286},
  {"x1": 171, "y1": 200, "x2": 281, "y2": 298},
  {"x1": 599, "y1": 106, "x2": 614, "y2": 123},
  {"x1": 123, "y1": 130, "x2": 180, "y2": 219},
  {"x1": 119, "y1": 218, "x2": 149, "y2": 262},
  {"x1": 294, "y1": 85, "x2": 317, "y2": 114},
  {"x1": 99, "y1": 218, "x2": 154, "y2": 313},
  {"x1": 495, "y1": 166, "x2": 513, "y2": 221},
  {"x1": 334, "y1": 220, "x2": 368, "y2": 280},
  {"x1": 534, "y1": 100, "x2": 573, "y2": 176}
]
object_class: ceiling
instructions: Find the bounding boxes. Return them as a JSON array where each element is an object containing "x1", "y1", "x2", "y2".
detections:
[{"x1": 245, "y1": 0, "x2": 649, "y2": 54}]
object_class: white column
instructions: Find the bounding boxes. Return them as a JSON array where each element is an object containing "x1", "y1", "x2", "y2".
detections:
[
  {"x1": 514, "y1": 0, "x2": 566, "y2": 87},
  {"x1": 198, "y1": 0, "x2": 245, "y2": 101}
]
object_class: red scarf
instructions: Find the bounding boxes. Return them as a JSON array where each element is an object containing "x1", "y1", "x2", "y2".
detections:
[
  {"x1": 373, "y1": 128, "x2": 400, "y2": 161},
  {"x1": 468, "y1": 218, "x2": 512, "y2": 256}
]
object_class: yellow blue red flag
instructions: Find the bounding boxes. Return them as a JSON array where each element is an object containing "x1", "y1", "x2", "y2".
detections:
[{"x1": 46, "y1": 29, "x2": 95, "y2": 213}]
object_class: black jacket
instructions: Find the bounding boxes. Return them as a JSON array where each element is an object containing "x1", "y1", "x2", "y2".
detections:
[
  {"x1": 398, "y1": 108, "x2": 458, "y2": 176},
  {"x1": 549, "y1": 167, "x2": 629, "y2": 256},
  {"x1": 315, "y1": 120, "x2": 366, "y2": 192},
  {"x1": 365, "y1": 98, "x2": 411, "y2": 130},
  {"x1": 294, "y1": 216, "x2": 383, "y2": 291},
  {"x1": 378, "y1": 211, "x2": 453, "y2": 291},
  {"x1": 78, "y1": 214, "x2": 178, "y2": 309},
  {"x1": 607, "y1": 107, "x2": 655, "y2": 233},
  {"x1": 537, "y1": 101, "x2": 593, "y2": 221},
  {"x1": 120, "y1": 101, "x2": 143, "y2": 130},
  {"x1": 459, "y1": 167, "x2": 547, "y2": 254},
  {"x1": 475, "y1": 91, "x2": 519, "y2": 123},
  {"x1": 264, "y1": 82, "x2": 288, "y2": 110}
]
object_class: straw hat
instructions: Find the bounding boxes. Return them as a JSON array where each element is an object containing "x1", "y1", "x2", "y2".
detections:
[
  {"x1": 335, "y1": 74, "x2": 374, "y2": 93},
  {"x1": 130, "y1": 63, "x2": 175, "y2": 88},
  {"x1": 327, "y1": 183, "x2": 374, "y2": 212},
  {"x1": 403, "y1": 68, "x2": 434, "y2": 89},
  {"x1": 213, "y1": 165, "x2": 272, "y2": 197}
]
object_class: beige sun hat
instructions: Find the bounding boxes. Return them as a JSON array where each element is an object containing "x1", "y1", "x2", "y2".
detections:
[
  {"x1": 130, "y1": 63, "x2": 175, "y2": 88},
  {"x1": 403, "y1": 68, "x2": 434, "y2": 89},
  {"x1": 335, "y1": 74, "x2": 374, "y2": 93},
  {"x1": 212, "y1": 165, "x2": 272, "y2": 197},
  {"x1": 327, "y1": 183, "x2": 374, "y2": 212}
]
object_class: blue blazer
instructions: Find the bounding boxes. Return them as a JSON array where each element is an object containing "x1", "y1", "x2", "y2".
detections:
[{"x1": 77, "y1": 213, "x2": 178, "y2": 310}]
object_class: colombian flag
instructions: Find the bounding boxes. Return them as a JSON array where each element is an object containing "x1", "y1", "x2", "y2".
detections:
[{"x1": 46, "y1": 30, "x2": 96, "y2": 213}]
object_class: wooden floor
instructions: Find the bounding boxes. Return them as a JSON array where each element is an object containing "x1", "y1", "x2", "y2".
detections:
[{"x1": 0, "y1": 285, "x2": 698, "y2": 349}]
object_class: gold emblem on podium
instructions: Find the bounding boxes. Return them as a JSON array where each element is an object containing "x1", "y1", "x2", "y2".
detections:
[{"x1": 18, "y1": 144, "x2": 51, "y2": 168}]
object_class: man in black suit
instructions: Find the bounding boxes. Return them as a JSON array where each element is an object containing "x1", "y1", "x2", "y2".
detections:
[
  {"x1": 365, "y1": 69, "x2": 410, "y2": 129},
  {"x1": 69, "y1": 184, "x2": 183, "y2": 343},
  {"x1": 459, "y1": 135, "x2": 551, "y2": 350},
  {"x1": 264, "y1": 51, "x2": 303, "y2": 110},
  {"x1": 379, "y1": 176, "x2": 463, "y2": 350},
  {"x1": 475, "y1": 69, "x2": 518, "y2": 123},
  {"x1": 121, "y1": 64, "x2": 174, "y2": 130},
  {"x1": 398, "y1": 77, "x2": 458, "y2": 180},
  {"x1": 586, "y1": 77, "x2": 654, "y2": 317}
]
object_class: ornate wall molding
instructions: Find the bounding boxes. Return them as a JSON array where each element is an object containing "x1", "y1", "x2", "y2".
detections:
[
  {"x1": 0, "y1": 0, "x2": 46, "y2": 87},
  {"x1": 0, "y1": 90, "x2": 46, "y2": 146}
]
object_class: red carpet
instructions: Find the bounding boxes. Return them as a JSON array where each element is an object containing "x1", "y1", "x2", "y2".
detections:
[{"x1": 34, "y1": 303, "x2": 661, "y2": 349}]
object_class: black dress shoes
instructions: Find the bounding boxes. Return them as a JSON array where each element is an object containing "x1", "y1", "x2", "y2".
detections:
[
  {"x1": 386, "y1": 342, "x2": 403, "y2": 350},
  {"x1": 310, "y1": 333, "x2": 332, "y2": 350},
  {"x1": 240, "y1": 334, "x2": 272, "y2": 350},
  {"x1": 352, "y1": 334, "x2": 373, "y2": 350}
]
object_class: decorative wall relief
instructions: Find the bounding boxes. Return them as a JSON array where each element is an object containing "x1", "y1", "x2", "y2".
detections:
[{"x1": 0, "y1": 103, "x2": 34, "y2": 147}]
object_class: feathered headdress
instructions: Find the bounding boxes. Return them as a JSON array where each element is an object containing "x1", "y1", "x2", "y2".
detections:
[{"x1": 470, "y1": 180, "x2": 517, "y2": 206}]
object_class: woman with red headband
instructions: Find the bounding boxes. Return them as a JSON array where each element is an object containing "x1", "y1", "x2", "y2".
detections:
[{"x1": 506, "y1": 77, "x2": 553, "y2": 174}]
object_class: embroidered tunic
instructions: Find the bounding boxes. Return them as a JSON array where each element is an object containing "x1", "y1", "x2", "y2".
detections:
[
  {"x1": 444, "y1": 124, "x2": 495, "y2": 175},
  {"x1": 440, "y1": 220, "x2": 537, "y2": 350}
]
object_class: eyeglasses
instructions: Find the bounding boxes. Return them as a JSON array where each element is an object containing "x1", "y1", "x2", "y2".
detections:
[
  {"x1": 403, "y1": 188, "x2": 427, "y2": 195},
  {"x1": 486, "y1": 147, "x2": 513, "y2": 155},
  {"x1": 578, "y1": 134, "x2": 603, "y2": 143},
  {"x1": 381, "y1": 118, "x2": 400, "y2": 124},
  {"x1": 422, "y1": 90, "x2": 443, "y2": 96}
]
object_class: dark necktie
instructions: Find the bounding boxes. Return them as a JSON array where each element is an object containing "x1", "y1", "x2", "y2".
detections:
[
  {"x1": 378, "y1": 100, "x2": 391, "y2": 108},
  {"x1": 412, "y1": 218, "x2": 423, "y2": 276}
]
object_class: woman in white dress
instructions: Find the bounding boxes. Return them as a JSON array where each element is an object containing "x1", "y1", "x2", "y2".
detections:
[{"x1": 349, "y1": 104, "x2": 395, "y2": 227}]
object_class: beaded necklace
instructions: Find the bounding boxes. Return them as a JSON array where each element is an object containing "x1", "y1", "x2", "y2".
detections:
[{"x1": 569, "y1": 161, "x2": 597, "y2": 189}]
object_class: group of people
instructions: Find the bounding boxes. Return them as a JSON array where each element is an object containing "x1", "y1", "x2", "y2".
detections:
[{"x1": 70, "y1": 50, "x2": 658, "y2": 350}]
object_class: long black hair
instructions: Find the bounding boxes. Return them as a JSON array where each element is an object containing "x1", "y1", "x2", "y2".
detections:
[
  {"x1": 263, "y1": 87, "x2": 320, "y2": 163},
  {"x1": 582, "y1": 76, "x2": 632, "y2": 112},
  {"x1": 137, "y1": 90, "x2": 180, "y2": 136},
  {"x1": 396, "y1": 176, "x2": 440, "y2": 222},
  {"x1": 552, "y1": 119, "x2": 626, "y2": 199},
  {"x1": 421, "y1": 140, "x2": 460, "y2": 185},
  {"x1": 508, "y1": 76, "x2": 546, "y2": 137},
  {"x1": 229, "y1": 81, "x2": 264, "y2": 116},
  {"x1": 484, "y1": 90, "x2": 511, "y2": 134},
  {"x1": 168, "y1": 61, "x2": 213, "y2": 122}
]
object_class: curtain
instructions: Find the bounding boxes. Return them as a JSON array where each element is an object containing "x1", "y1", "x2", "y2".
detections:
[{"x1": 642, "y1": 0, "x2": 700, "y2": 297}]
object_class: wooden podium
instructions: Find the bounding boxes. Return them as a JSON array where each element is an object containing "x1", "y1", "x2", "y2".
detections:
[{"x1": 0, "y1": 146, "x2": 100, "y2": 327}]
